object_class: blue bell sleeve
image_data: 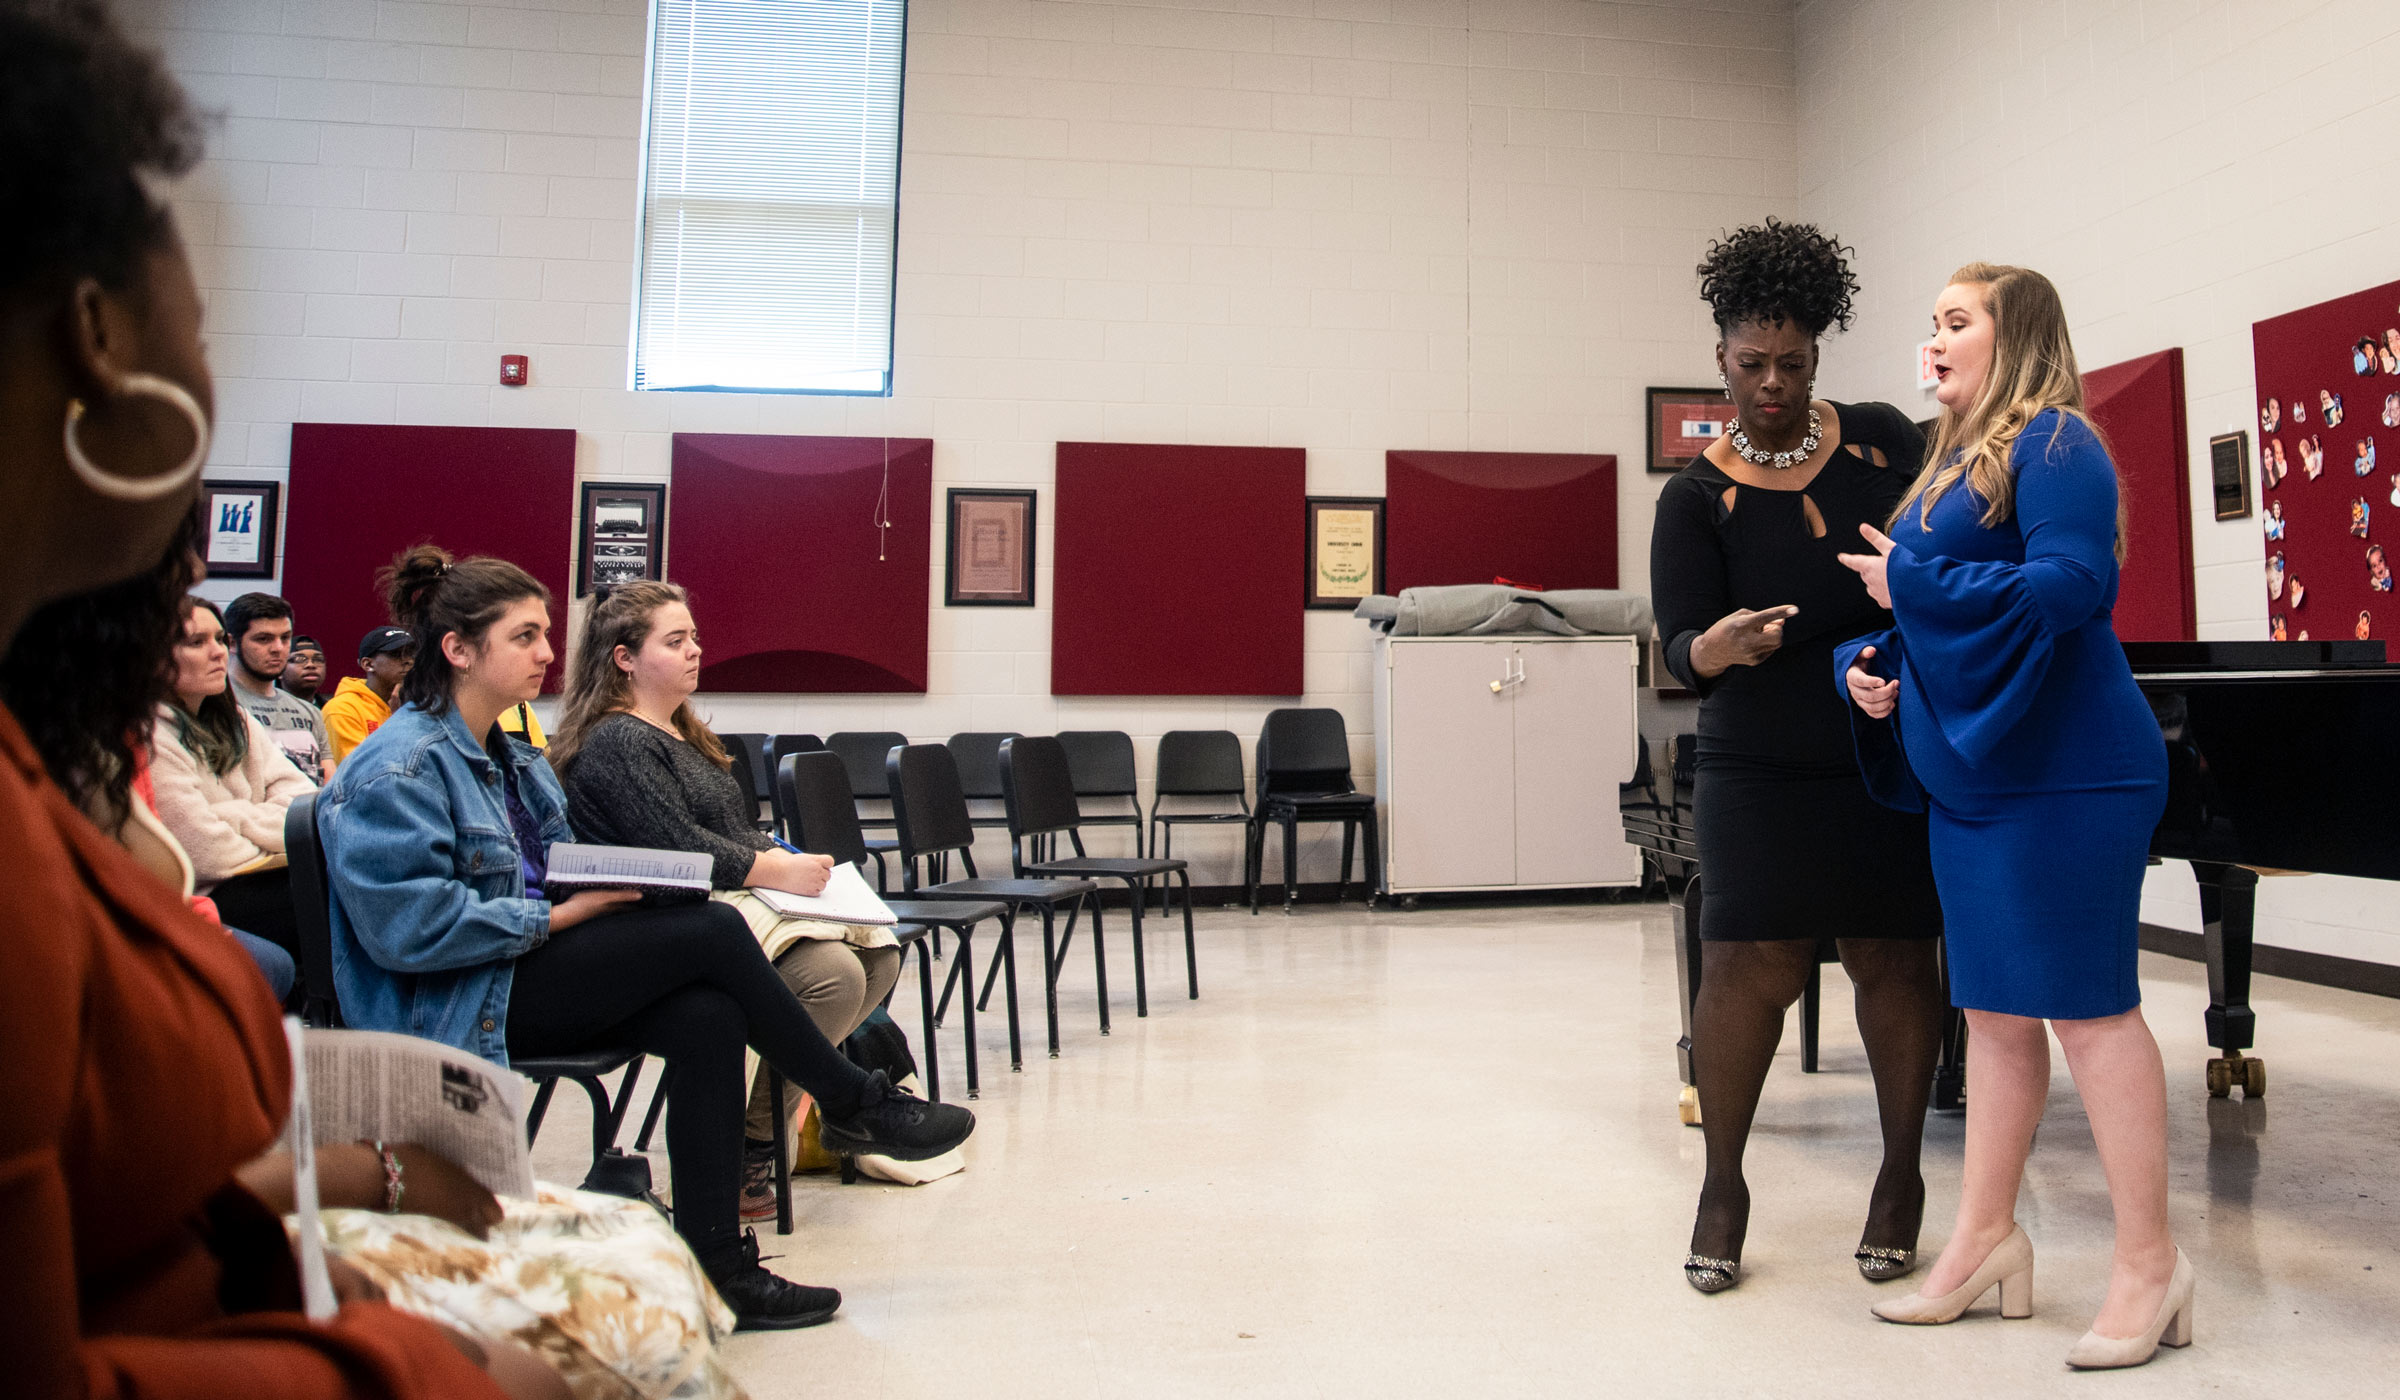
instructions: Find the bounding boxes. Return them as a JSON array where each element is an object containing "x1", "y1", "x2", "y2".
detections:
[
  {"x1": 1883, "y1": 411, "x2": 2118, "y2": 765},
  {"x1": 1832, "y1": 628, "x2": 1925, "y2": 813}
]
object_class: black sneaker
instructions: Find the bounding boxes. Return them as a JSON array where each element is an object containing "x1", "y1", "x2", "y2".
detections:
[
  {"x1": 817, "y1": 1069, "x2": 975, "y2": 1161},
  {"x1": 708, "y1": 1230, "x2": 840, "y2": 1331}
]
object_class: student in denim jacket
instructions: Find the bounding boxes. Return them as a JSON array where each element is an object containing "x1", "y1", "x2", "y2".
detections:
[{"x1": 318, "y1": 545, "x2": 973, "y2": 1330}]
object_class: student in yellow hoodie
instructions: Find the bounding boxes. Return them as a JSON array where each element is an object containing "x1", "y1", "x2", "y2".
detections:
[{"x1": 323, "y1": 625, "x2": 414, "y2": 761}]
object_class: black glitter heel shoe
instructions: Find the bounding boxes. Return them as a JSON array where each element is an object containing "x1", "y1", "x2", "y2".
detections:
[
  {"x1": 1684, "y1": 1254, "x2": 1741, "y2": 1293},
  {"x1": 1856, "y1": 1245, "x2": 1917, "y2": 1282}
]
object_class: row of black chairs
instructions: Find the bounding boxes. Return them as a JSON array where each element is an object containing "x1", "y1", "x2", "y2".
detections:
[{"x1": 718, "y1": 709, "x2": 1381, "y2": 916}]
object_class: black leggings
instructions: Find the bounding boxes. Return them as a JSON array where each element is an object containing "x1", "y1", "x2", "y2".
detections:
[{"x1": 505, "y1": 900, "x2": 871, "y2": 1265}]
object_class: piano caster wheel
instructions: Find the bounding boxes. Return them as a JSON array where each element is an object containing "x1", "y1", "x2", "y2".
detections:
[
  {"x1": 1400, "y1": 895, "x2": 1420, "y2": 912},
  {"x1": 1677, "y1": 1084, "x2": 1702, "y2": 1127},
  {"x1": 2207, "y1": 1055, "x2": 2267, "y2": 1099}
]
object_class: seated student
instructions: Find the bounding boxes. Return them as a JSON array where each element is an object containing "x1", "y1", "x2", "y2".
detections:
[
  {"x1": 323, "y1": 624, "x2": 413, "y2": 761},
  {"x1": 151, "y1": 595, "x2": 315, "y2": 968},
  {"x1": 224, "y1": 590, "x2": 330, "y2": 778},
  {"x1": 282, "y1": 632, "x2": 329, "y2": 705},
  {"x1": 318, "y1": 545, "x2": 973, "y2": 1329},
  {"x1": 551, "y1": 581, "x2": 901, "y2": 1220}
]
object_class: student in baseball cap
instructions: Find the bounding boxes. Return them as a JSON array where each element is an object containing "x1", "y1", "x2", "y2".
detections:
[{"x1": 323, "y1": 625, "x2": 414, "y2": 761}]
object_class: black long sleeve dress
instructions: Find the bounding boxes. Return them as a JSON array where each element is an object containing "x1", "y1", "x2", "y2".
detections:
[{"x1": 1648, "y1": 400, "x2": 1942, "y2": 942}]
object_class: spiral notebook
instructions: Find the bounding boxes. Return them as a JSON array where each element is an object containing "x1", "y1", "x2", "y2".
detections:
[{"x1": 753, "y1": 860, "x2": 898, "y2": 926}]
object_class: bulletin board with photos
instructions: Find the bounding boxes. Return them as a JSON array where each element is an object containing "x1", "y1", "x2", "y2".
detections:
[{"x1": 2251, "y1": 277, "x2": 2400, "y2": 644}]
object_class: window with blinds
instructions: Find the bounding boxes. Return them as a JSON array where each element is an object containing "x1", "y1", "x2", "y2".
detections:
[{"x1": 633, "y1": 0, "x2": 905, "y2": 395}]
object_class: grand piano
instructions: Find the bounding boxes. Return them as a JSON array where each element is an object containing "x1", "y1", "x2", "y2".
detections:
[
  {"x1": 1631, "y1": 639, "x2": 2400, "y2": 1125},
  {"x1": 2125, "y1": 638, "x2": 2400, "y2": 1097}
]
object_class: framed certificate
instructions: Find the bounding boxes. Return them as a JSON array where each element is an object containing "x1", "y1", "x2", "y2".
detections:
[
  {"x1": 199, "y1": 479, "x2": 279, "y2": 580},
  {"x1": 2209, "y1": 431, "x2": 2253, "y2": 521},
  {"x1": 946, "y1": 488, "x2": 1036, "y2": 606},
  {"x1": 1647, "y1": 386, "x2": 1733, "y2": 474},
  {"x1": 578, "y1": 482, "x2": 667, "y2": 595},
  {"x1": 1305, "y1": 496, "x2": 1384, "y2": 609}
]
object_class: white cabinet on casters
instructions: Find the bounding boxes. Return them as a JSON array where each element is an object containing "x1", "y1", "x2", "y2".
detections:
[{"x1": 1372, "y1": 634, "x2": 1643, "y2": 898}]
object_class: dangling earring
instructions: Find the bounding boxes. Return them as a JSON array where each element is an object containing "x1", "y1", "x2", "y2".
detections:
[
  {"x1": 1718, "y1": 370, "x2": 1731, "y2": 400},
  {"x1": 63, "y1": 372, "x2": 211, "y2": 502}
]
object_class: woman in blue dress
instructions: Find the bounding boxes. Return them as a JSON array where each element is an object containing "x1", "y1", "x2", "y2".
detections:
[{"x1": 1834, "y1": 264, "x2": 2193, "y2": 1370}]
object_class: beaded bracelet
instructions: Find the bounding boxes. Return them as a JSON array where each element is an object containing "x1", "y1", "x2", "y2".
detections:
[{"x1": 371, "y1": 1139, "x2": 404, "y2": 1213}]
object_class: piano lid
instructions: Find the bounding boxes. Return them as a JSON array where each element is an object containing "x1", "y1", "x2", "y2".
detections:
[{"x1": 2123, "y1": 640, "x2": 2388, "y2": 672}]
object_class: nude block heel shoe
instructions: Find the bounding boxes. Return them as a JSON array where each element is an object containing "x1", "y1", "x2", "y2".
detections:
[
  {"x1": 2065, "y1": 1248, "x2": 2195, "y2": 1370},
  {"x1": 1870, "y1": 1225, "x2": 2034, "y2": 1325}
]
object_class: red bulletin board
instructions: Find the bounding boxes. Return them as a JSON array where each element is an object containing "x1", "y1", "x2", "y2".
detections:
[
  {"x1": 1384, "y1": 451, "x2": 1618, "y2": 592},
  {"x1": 2083, "y1": 348, "x2": 2196, "y2": 642},
  {"x1": 1051, "y1": 442, "x2": 1305, "y2": 696},
  {"x1": 669, "y1": 434, "x2": 932, "y2": 692},
  {"x1": 284, "y1": 423, "x2": 576, "y2": 690},
  {"x1": 2252, "y1": 278, "x2": 2400, "y2": 643}
]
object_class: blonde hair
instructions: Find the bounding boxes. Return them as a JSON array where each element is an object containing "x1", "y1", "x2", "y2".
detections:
[
  {"x1": 1895, "y1": 262, "x2": 2124, "y2": 559},
  {"x1": 547, "y1": 580, "x2": 730, "y2": 774}
]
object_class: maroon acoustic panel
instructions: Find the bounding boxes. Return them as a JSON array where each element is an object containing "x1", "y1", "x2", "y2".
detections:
[
  {"x1": 669, "y1": 435, "x2": 931, "y2": 692},
  {"x1": 2253, "y1": 278, "x2": 2400, "y2": 643},
  {"x1": 1052, "y1": 443, "x2": 1304, "y2": 696},
  {"x1": 285, "y1": 423, "x2": 576, "y2": 690},
  {"x1": 2084, "y1": 348, "x2": 2196, "y2": 642},
  {"x1": 1384, "y1": 451, "x2": 1618, "y2": 592}
]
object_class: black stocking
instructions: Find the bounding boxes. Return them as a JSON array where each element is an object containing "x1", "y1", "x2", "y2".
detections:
[
  {"x1": 1688, "y1": 937, "x2": 1816, "y2": 1263},
  {"x1": 1836, "y1": 937, "x2": 1946, "y2": 1253}
]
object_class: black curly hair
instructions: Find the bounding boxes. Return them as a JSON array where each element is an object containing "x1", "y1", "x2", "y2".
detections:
[
  {"x1": 1, "y1": 511, "x2": 201, "y2": 823},
  {"x1": 0, "y1": 0, "x2": 202, "y2": 309},
  {"x1": 1695, "y1": 219, "x2": 1859, "y2": 339}
]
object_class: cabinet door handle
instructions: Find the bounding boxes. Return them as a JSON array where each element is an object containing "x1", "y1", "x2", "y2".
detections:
[{"x1": 1488, "y1": 657, "x2": 1526, "y2": 693}]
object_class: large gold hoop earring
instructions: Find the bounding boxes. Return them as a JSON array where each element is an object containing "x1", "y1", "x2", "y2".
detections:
[{"x1": 63, "y1": 372, "x2": 211, "y2": 502}]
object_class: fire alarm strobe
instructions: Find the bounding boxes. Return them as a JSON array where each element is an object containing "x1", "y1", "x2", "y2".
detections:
[{"x1": 499, "y1": 354, "x2": 529, "y2": 386}]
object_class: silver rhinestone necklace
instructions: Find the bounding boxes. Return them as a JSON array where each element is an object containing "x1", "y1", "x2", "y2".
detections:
[{"x1": 1727, "y1": 408, "x2": 1822, "y2": 470}]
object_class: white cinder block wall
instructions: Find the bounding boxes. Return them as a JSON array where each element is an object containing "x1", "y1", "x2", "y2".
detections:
[
  {"x1": 131, "y1": 0, "x2": 1798, "y2": 886},
  {"x1": 1794, "y1": 0, "x2": 2400, "y2": 963}
]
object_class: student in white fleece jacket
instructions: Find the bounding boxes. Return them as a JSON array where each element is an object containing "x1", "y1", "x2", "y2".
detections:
[{"x1": 153, "y1": 597, "x2": 315, "y2": 965}]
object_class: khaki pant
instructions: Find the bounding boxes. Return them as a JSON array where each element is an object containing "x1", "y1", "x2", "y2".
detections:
[{"x1": 744, "y1": 940, "x2": 903, "y2": 1142}]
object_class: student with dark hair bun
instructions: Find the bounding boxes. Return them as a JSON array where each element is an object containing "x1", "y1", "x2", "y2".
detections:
[
  {"x1": 318, "y1": 543, "x2": 975, "y2": 1330},
  {"x1": 1649, "y1": 219, "x2": 1948, "y2": 1295}
]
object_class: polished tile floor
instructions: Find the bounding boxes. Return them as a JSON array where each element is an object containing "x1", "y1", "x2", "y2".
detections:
[{"x1": 529, "y1": 898, "x2": 2400, "y2": 1397}]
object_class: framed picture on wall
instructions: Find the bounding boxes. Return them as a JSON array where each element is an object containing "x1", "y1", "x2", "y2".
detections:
[
  {"x1": 1305, "y1": 496, "x2": 1384, "y2": 609},
  {"x1": 199, "y1": 479, "x2": 279, "y2": 580},
  {"x1": 578, "y1": 481, "x2": 667, "y2": 595},
  {"x1": 946, "y1": 488, "x2": 1036, "y2": 606},
  {"x1": 2209, "y1": 431, "x2": 2253, "y2": 521},
  {"x1": 1647, "y1": 387, "x2": 1732, "y2": 473}
]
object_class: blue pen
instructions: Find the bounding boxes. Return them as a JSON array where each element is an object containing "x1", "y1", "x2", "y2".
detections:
[{"x1": 769, "y1": 834, "x2": 802, "y2": 854}]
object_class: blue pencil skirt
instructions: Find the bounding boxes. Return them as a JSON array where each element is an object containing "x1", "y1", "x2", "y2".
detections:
[{"x1": 1927, "y1": 783, "x2": 2167, "y2": 1022}]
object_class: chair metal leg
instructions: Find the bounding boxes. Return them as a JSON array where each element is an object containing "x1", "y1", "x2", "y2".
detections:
[
  {"x1": 915, "y1": 938, "x2": 941, "y2": 1104},
  {"x1": 955, "y1": 930, "x2": 980, "y2": 1099},
  {"x1": 524, "y1": 1077, "x2": 560, "y2": 1143},
  {"x1": 634, "y1": 1067, "x2": 671, "y2": 1151},
  {"x1": 768, "y1": 1073, "x2": 792, "y2": 1235},
  {"x1": 1362, "y1": 807, "x2": 1381, "y2": 909},
  {"x1": 1041, "y1": 905, "x2": 1062, "y2": 1058},
  {"x1": 1338, "y1": 819, "x2": 1355, "y2": 905},
  {"x1": 1179, "y1": 868, "x2": 1198, "y2": 998},
  {"x1": 1125, "y1": 877, "x2": 1149, "y2": 1018},
  {"x1": 1246, "y1": 819, "x2": 1262, "y2": 915},
  {"x1": 602, "y1": 1056, "x2": 646, "y2": 1146},
  {"x1": 1090, "y1": 894, "x2": 1111, "y2": 1035},
  {"x1": 1281, "y1": 813, "x2": 1298, "y2": 915},
  {"x1": 1801, "y1": 959, "x2": 1822, "y2": 1074},
  {"x1": 999, "y1": 909, "x2": 1023, "y2": 1072}
]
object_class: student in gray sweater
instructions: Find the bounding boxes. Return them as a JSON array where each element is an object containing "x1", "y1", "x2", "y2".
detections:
[{"x1": 551, "y1": 581, "x2": 903, "y2": 1222}]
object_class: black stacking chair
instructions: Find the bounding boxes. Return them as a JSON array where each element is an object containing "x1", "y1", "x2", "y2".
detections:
[
  {"x1": 825, "y1": 730, "x2": 908, "y2": 886},
  {"x1": 1003, "y1": 736, "x2": 1198, "y2": 1017},
  {"x1": 945, "y1": 732, "x2": 1019, "y2": 832},
  {"x1": 765, "y1": 734, "x2": 825, "y2": 836},
  {"x1": 779, "y1": 751, "x2": 1014, "y2": 1087},
  {"x1": 1056, "y1": 730, "x2": 1144, "y2": 856},
  {"x1": 1245, "y1": 708, "x2": 1379, "y2": 915},
  {"x1": 718, "y1": 732, "x2": 771, "y2": 831},
  {"x1": 284, "y1": 794, "x2": 651, "y2": 1189},
  {"x1": 1149, "y1": 730, "x2": 1249, "y2": 910},
  {"x1": 887, "y1": 743, "x2": 1101, "y2": 1059}
]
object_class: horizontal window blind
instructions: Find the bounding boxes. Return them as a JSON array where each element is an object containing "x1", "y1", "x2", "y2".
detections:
[{"x1": 634, "y1": 0, "x2": 904, "y2": 394}]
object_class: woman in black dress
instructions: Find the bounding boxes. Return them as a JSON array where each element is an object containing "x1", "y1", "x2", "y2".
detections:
[{"x1": 1649, "y1": 221, "x2": 1948, "y2": 1294}]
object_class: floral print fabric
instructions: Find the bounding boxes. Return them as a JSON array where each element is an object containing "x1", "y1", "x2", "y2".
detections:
[{"x1": 321, "y1": 1184, "x2": 747, "y2": 1400}]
